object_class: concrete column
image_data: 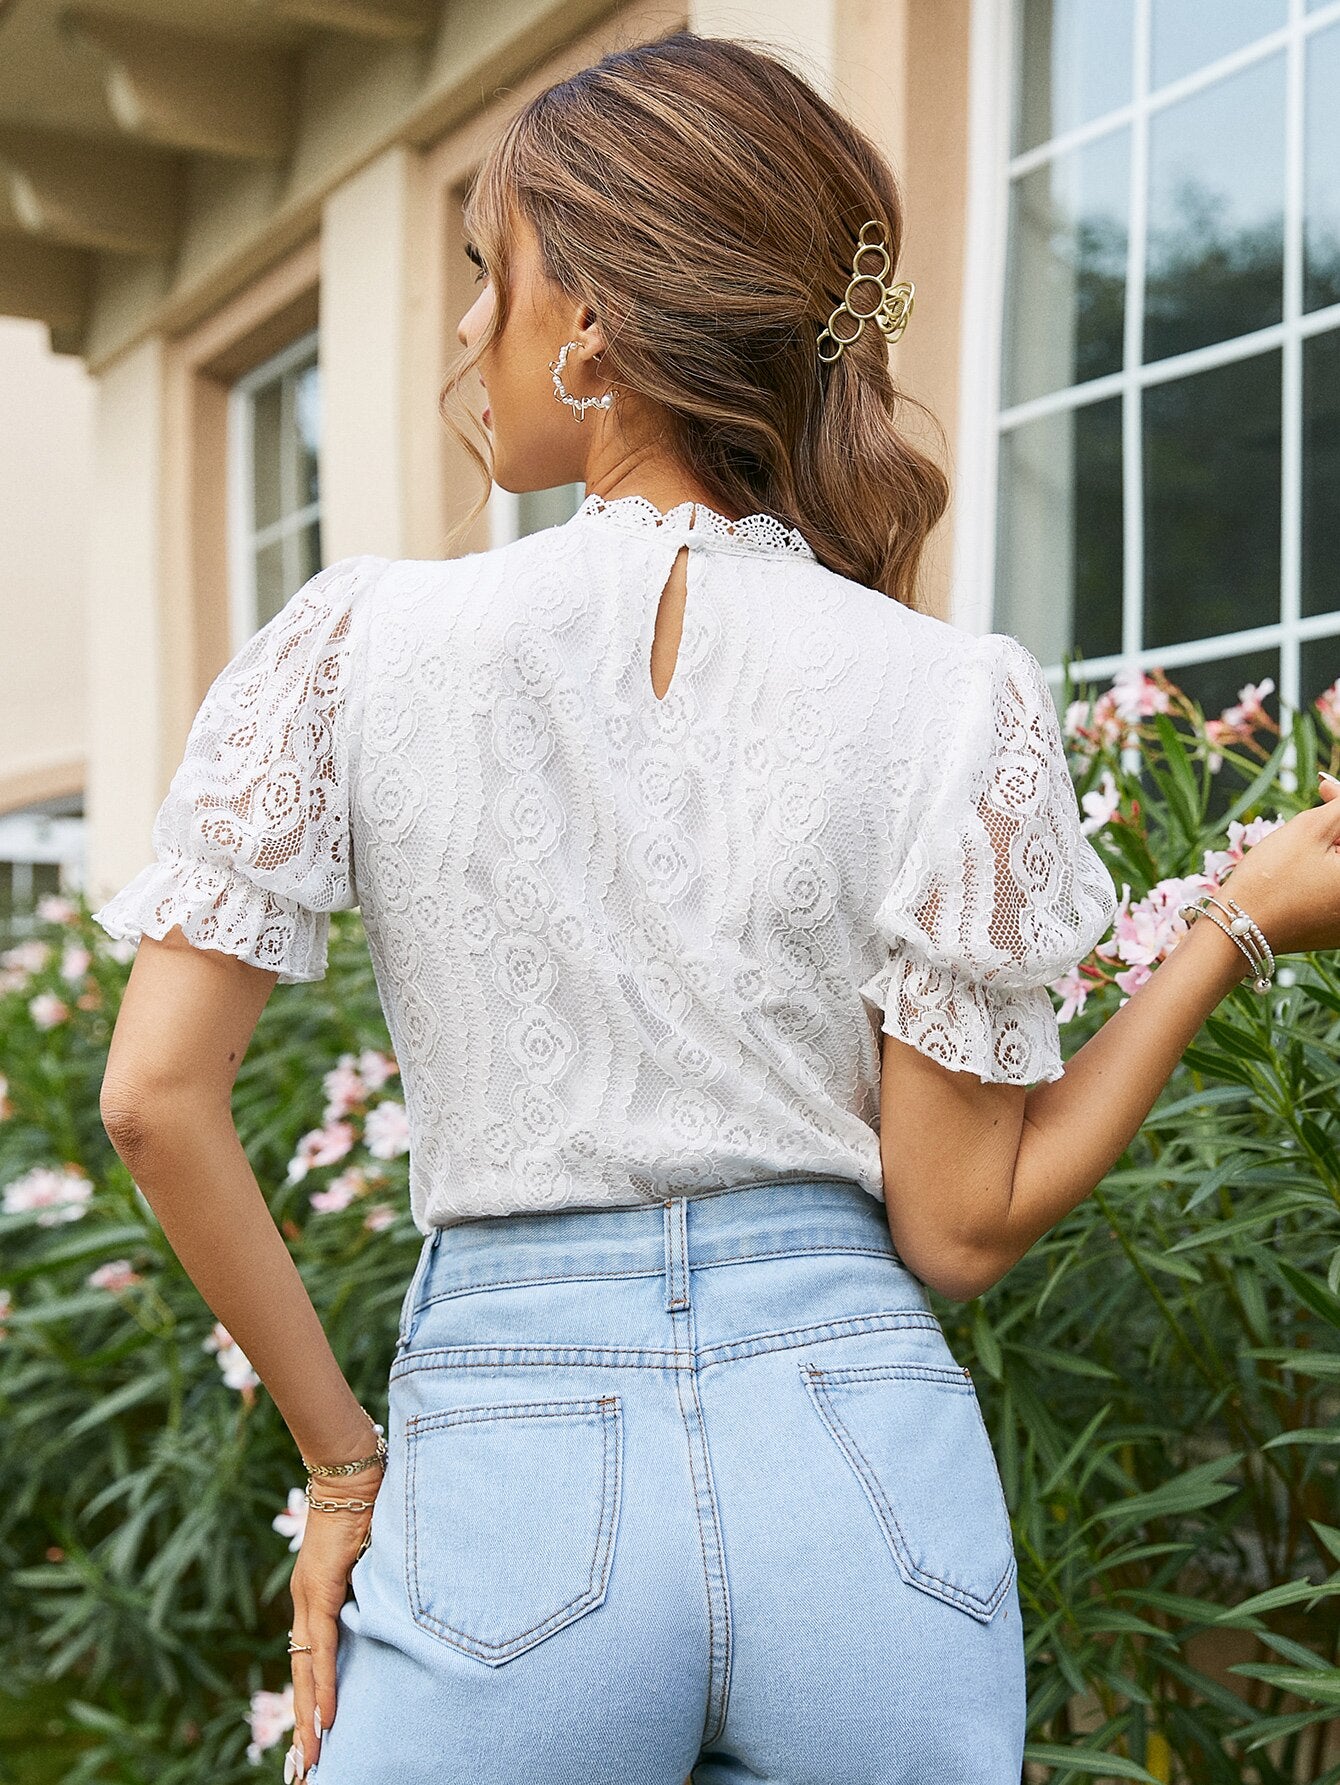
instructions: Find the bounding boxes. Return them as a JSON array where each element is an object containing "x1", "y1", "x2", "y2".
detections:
[
  {"x1": 84, "y1": 333, "x2": 168, "y2": 900},
  {"x1": 319, "y1": 143, "x2": 414, "y2": 562}
]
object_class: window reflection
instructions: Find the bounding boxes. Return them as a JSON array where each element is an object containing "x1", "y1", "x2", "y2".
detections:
[
  {"x1": 1150, "y1": 0, "x2": 1285, "y2": 92},
  {"x1": 1003, "y1": 128, "x2": 1128, "y2": 406},
  {"x1": 1013, "y1": 0, "x2": 1133, "y2": 154},
  {"x1": 1143, "y1": 350, "x2": 1281, "y2": 651},
  {"x1": 996, "y1": 396, "x2": 1123, "y2": 666},
  {"x1": 1144, "y1": 54, "x2": 1284, "y2": 364},
  {"x1": 1305, "y1": 23, "x2": 1340, "y2": 313},
  {"x1": 1303, "y1": 328, "x2": 1340, "y2": 621}
]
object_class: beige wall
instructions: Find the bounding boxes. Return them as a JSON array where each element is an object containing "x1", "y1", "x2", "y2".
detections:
[{"x1": 0, "y1": 317, "x2": 93, "y2": 815}]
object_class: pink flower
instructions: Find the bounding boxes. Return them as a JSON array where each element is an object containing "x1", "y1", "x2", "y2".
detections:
[
  {"x1": 29, "y1": 992, "x2": 70, "y2": 1030},
  {"x1": 363, "y1": 1203, "x2": 397, "y2": 1232},
  {"x1": 245, "y1": 1682, "x2": 295, "y2": 1763},
  {"x1": 1109, "y1": 666, "x2": 1172, "y2": 723},
  {"x1": 272, "y1": 1488, "x2": 308, "y2": 1552},
  {"x1": 103, "y1": 936, "x2": 137, "y2": 964},
  {"x1": 286, "y1": 1120, "x2": 357, "y2": 1183},
  {"x1": 358, "y1": 1048, "x2": 398, "y2": 1090},
  {"x1": 1114, "y1": 961, "x2": 1154, "y2": 1001},
  {"x1": 60, "y1": 943, "x2": 92, "y2": 982},
  {"x1": 202, "y1": 1322, "x2": 261, "y2": 1392},
  {"x1": 310, "y1": 1165, "x2": 376, "y2": 1213},
  {"x1": 1080, "y1": 769, "x2": 1121, "y2": 836},
  {"x1": 2, "y1": 939, "x2": 51, "y2": 973},
  {"x1": 1097, "y1": 874, "x2": 1219, "y2": 971},
  {"x1": 36, "y1": 893, "x2": 79, "y2": 925},
  {"x1": 1202, "y1": 815, "x2": 1286, "y2": 881},
  {"x1": 0, "y1": 1287, "x2": 13, "y2": 1340},
  {"x1": 1048, "y1": 965, "x2": 1092, "y2": 1024},
  {"x1": 87, "y1": 1259, "x2": 143, "y2": 1293},
  {"x1": 364, "y1": 1101, "x2": 410, "y2": 1160},
  {"x1": 1314, "y1": 676, "x2": 1340, "y2": 738},
  {"x1": 3, "y1": 1163, "x2": 94, "y2": 1226},
  {"x1": 0, "y1": 1073, "x2": 11, "y2": 1122},
  {"x1": 321, "y1": 1055, "x2": 367, "y2": 1120}
]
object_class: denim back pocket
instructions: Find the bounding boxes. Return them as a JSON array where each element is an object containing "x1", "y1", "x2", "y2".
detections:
[
  {"x1": 799, "y1": 1359, "x2": 1015, "y2": 1623},
  {"x1": 405, "y1": 1395, "x2": 622, "y2": 1665}
]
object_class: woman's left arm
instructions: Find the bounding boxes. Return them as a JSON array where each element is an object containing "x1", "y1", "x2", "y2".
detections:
[{"x1": 99, "y1": 923, "x2": 375, "y2": 1779}]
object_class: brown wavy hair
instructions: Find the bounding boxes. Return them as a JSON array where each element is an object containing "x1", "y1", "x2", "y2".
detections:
[{"x1": 440, "y1": 27, "x2": 950, "y2": 610}]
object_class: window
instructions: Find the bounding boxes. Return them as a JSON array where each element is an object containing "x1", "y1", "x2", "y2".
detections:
[
  {"x1": 0, "y1": 796, "x2": 84, "y2": 935},
  {"x1": 229, "y1": 332, "x2": 322, "y2": 639},
  {"x1": 987, "y1": 0, "x2": 1340, "y2": 729}
]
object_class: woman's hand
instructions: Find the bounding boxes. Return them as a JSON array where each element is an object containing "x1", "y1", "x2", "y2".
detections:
[
  {"x1": 1209, "y1": 772, "x2": 1340, "y2": 959},
  {"x1": 286, "y1": 1465, "x2": 381, "y2": 1781}
]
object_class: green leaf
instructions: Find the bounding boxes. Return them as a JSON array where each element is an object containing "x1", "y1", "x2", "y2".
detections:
[{"x1": 1022, "y1": 1744, "x2": 1166, "y2": 1782}]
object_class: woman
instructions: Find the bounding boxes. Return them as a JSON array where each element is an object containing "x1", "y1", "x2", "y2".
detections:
[{"x1": 92, "y1": 28, "x2": 1340, "y2": 1785}]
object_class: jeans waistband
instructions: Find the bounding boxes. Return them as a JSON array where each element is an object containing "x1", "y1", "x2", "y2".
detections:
[{"x1": 396, "y1": 1177, "x2": 911, "y2": 1345}]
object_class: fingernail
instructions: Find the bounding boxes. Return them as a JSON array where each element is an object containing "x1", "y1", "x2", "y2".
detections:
[
  {"x1": 283, "y1": 1747, "x2": 296, "y2": 1785},
  {"x1": 1320, "y1": 772, "x2": 1340, "y2": 786},
  {"x1": 314, "y1": 1707, "x2": 323, "y2": 1738},
  {"x1": 296, "y1": 1739, "x2": 307, "y2": 1780}
]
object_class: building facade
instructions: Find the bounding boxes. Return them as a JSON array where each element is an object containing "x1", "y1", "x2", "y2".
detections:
[{"x1": 0, "y1": 0, "x2": 1336, "y2": 913}]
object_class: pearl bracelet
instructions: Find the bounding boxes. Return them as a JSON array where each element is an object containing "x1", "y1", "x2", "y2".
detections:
[{"x1": 1176, "y1": 893, "x2": 1276, "y2": 994}]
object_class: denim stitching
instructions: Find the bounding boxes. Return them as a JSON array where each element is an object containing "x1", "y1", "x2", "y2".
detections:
[
  {"x1": 799, "y1": 1364, "x2": 1014, "y2": 1619},
  {"x1": 407, "y1": 1244, "x2": 903, "y2": 1314},
  {"x1": 667, "y1": 1297, "x2": 731, "y2": 1748},
  {"x1": 405, "y1": 1398, "x2": 621, "y2": 1658},
  {"x1": 388, "y1": 1313, "x2": 944, "y2": 1382}
]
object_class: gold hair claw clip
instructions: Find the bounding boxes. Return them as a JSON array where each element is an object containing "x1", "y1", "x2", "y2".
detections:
[{"x1": 816, "y1": 221, "x2": 915, "y2": 364}]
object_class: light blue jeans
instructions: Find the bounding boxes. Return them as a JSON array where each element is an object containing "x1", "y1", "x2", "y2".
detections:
[{"x1": 310, "y1": 1177, "x2": 1025, "y2": 1783}]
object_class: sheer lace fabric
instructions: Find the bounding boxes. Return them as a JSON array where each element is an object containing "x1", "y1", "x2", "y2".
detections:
[{"x1": 92, "y1": 497, "x2": 1117, "y2": 1230}]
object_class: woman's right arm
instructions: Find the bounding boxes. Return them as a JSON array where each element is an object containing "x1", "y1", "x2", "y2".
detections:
[{"x1": 879, "y1": 782, "x2": 1340, "y2": 1301}]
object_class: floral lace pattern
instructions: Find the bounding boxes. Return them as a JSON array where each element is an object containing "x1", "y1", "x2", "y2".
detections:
[
  {"x1": 574, "y1": 491, "x2": 817, "y2": 560},
  {"x1": 91, "y1": 506, "x2": 1117, "y2": 1231},
  {"x1": 91, "y1": 556, "x2": 389, "y2": 985}
]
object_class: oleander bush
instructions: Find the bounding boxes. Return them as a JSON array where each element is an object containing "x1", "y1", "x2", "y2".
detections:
[{"x1": 0, "y1": 665, "x2": 1338, "y2": 1784}]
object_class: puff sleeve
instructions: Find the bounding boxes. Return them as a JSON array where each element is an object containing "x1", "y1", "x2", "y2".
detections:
[
  {"x1": 858, "y1": 630, "x2": 1118, "y2": 1085},
  {"x1": 91, "y1": 555, "x2": 389, "y2": 985}
]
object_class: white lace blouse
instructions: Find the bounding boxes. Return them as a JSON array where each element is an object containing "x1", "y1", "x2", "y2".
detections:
[{"x1": 92, "y1": 493, "x2": 1118, "y2": 1232}]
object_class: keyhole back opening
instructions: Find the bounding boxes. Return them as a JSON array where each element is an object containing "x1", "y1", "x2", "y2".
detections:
[{"x1": 649, "y1": 543, "x2": 691, "y2": 704}]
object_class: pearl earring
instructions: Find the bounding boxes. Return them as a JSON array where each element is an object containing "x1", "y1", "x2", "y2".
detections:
[{"x1": 548, "y1": 340, "x2": 615, "y2": 422}]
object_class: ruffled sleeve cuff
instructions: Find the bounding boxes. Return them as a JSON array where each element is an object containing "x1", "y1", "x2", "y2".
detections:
[
  {"x1": 90, "y1": 856, "x2": 331, "y2": 986},
  {"x1": 858, "y1": 947, "x2": 1066, "y2": 1086}
]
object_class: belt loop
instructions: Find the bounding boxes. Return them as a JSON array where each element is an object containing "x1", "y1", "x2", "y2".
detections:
[{"x1": 663, "y1": 1195, "x2": 690, "y2": 1313}]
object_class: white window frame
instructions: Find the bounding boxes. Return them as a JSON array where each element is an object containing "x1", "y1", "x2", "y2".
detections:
[
  {"x1": 958, "y1": 0, "x2": 1340, "y2": 740},
  {"x1": 0, "y1": 808, "x2": 86, "y2": 931},
  {"x1": 227, "y1": 329, "x2": 321, "y2": 649}
]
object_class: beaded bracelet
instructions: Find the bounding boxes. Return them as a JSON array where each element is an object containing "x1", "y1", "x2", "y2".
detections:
[{"x1": 1176, "y1": 894, "x2": 1276, "y2": 994}]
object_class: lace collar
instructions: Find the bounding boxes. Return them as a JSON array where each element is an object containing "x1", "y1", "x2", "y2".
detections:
[{"x1": 571, "y1": 491, "x2": 817, "y2": 562}]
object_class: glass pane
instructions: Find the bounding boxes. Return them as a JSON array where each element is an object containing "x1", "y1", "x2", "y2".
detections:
[
  {"x1": 1002, "y1": 127, "x2": 1129, "y2": 406},
  {"x1": 1144, "y1": 54, "x2": 1285, "y2": 365},
  {"x1": 1305, "y1": 23, "x2": 1340, "y2": 313},
  {"x1": 251, "y1": 381, "x2": 282, "y2": 533},
  {"x1": 518, "y1": 484, "x2": 584, "y2": 536},
  {"x1": 291, "y1": 358, "x2": 321, "y2": 510},
  {"x1": 1303, "y1": 327, "x2": 1340, "y2": 621},
  {"x1": 1143, "y1": 349, "x2": 1281, "y2": 650},
  {"x1": 285, "y1": 518, "x2": 322, "y2": 603},
  {"x1": 1150, "y1": 0, "x2": 1284, "y2": 92},
  {"x1": 1014, "y1": 0, "x2": 1133, "y2": 154},
  {"x1": 254, "y1": 539, "x2": 285, "y2": 630},
  {"x1": 1302, "y1": 634, "x2": 1340, "y2": 721},
  {"x1": 995, "y1": 395, "x2": 1123, "y2": 666}
]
